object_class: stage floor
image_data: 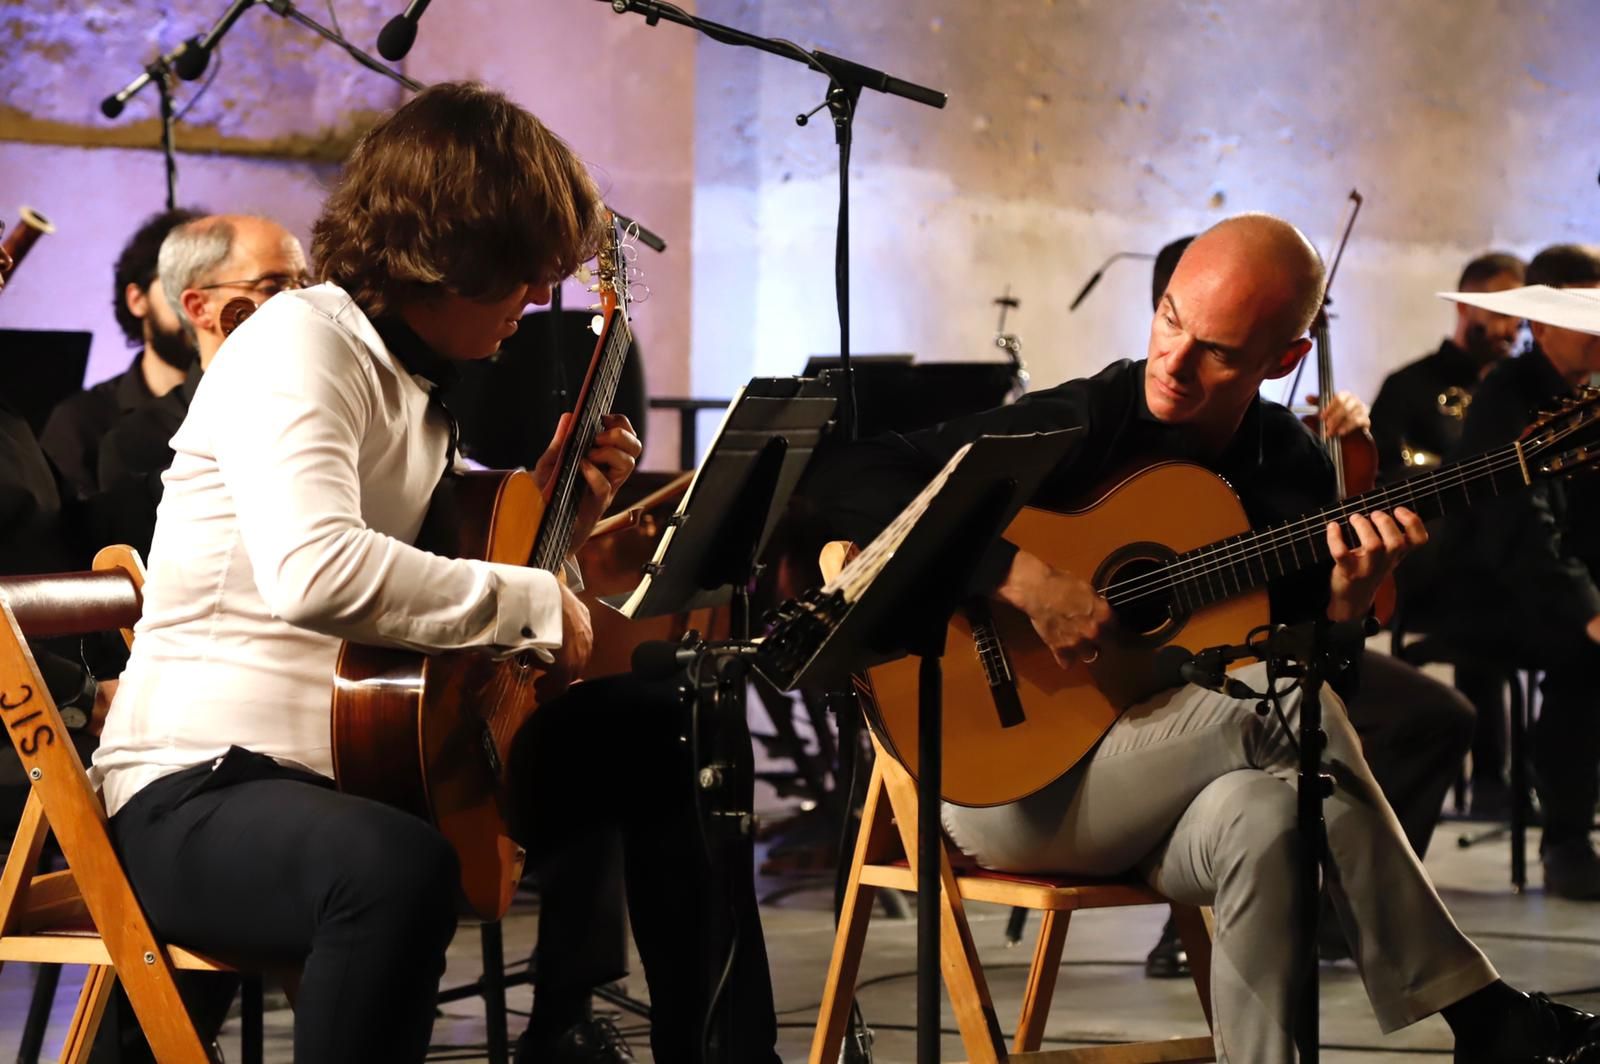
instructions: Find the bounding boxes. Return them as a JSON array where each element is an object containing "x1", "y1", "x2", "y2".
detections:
[{"x1": 1, "y1": 815, "x2": 1596, "y2": 1062}]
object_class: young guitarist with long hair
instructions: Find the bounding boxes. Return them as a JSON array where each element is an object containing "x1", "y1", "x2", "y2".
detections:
[
  {"x1": 803, "y1": 213, "x2": 1600, "y2": 1063},
  {"x1": 91, "y1": 83, "x2": 781, "y2": 1064}
]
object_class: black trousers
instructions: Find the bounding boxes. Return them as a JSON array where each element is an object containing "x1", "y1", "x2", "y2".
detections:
[
  {"x1": 105, "y1": 676, "x2": 780, "y2": 1064},
  {"x1": 508, "y1": 674, "x2": 782, "y2": 1064},
  {"x1": 1343, "y1": 650, "x2": 1475, "y2": 860},
  {"x1": 107, "y1": 749, "x2": 461, "y2": 1064},
  {"x1": 1530, "y1": 650, "x2": 1600, "y2": 850}
]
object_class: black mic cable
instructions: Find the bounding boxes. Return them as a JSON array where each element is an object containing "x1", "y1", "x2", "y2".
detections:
[{"x1": 377, "y1": 0, "x2": 433, "y2": 61}]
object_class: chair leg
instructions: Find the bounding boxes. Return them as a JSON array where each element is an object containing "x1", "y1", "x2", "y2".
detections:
[
  {"x1": 241, "y1": 976, "x2": 264, "y2": 1064},
  {"x1": 1510, "y1": 672, "x2": 1530, "y2": 893},
  {"x1": 58, "y1": 965, "x2": 117, "y2": 1064},
  {"x1": 1171, "y1": 904, "x2": 1216, "y2": 1033},
  {"x1": 1013, "y1": 910, "x2": 1069, "y2": 1053},
  {"x1": 17, "y1": 962, "x2": 63, "y2": 1064},
  {"x1": 482, "y1": 921, "x2": 510, "y2": 1064}
]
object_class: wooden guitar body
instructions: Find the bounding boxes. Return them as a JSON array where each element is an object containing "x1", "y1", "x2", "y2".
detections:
[
  {"x1": 860, "y1": 462, "x2": 1267, "y2": 808},
  {"x1": 331, "y1": 469, "x2": 548, "y2": 921}
]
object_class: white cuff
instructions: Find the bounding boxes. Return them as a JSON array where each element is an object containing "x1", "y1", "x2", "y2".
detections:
[{"x1": 491, "y1": 566, "x2": 565, "y2": 663}]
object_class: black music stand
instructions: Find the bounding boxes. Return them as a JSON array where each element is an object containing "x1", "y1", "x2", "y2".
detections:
[
  {"x1": 757, "y1": 429, "x2": 1079, "y2": 1064},
  {"x1": 602, "y1": 378, "x2": 836, "y2": 1063},
  {"x1": 604, "y1": 377, "x2": 837, "y2": 634}
]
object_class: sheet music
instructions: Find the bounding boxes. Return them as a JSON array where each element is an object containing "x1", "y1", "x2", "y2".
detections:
[
  {"x1": 1440, "y1": 284, "x2": 1600, "y2": 337},
  {"x1": 609, "y1": 382, "x2": 751, "y2": 618},
  {"x1": 826, "y1": 441, "x2": 974, "y2": 601}
]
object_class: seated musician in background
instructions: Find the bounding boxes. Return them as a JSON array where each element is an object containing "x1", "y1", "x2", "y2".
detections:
[
  {"x1": 93, "y1": 213, "x2": 309, "y2": 556},
  {"x1": 38, "y1": 208, "x2": 204, "y2": 498},
  {"x1": 1138, "y1": 235, "x2": 1475, "y2": 980},
  {"x1": 803, "y1": 213, "x2": 1598, "y2": 1062},
  {"x1": 1371, "y1": 252, "x2": 1527, "y2": 480},
  {"x1": 1432, "y1": 243, "x2": 1600, "y2": 900},
  {"x1": 1371, "y1": 251, "x2": 1528, "y2": 819},
  {"x1": 90, "y1": 82, "x2": 780, "y2": 1064}
]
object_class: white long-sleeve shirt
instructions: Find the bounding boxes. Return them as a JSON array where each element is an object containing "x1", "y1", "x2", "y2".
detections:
[{"x1": 93, "y1": 284, "x2": 565, "y2": 815}]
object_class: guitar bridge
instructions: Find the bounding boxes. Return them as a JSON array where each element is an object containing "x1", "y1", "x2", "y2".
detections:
[{"x1": 967, "y1": 602, "x2": 1025, "y2": 729}]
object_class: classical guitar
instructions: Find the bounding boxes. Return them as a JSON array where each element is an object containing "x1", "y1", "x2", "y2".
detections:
[
  {"x1": 330, "y1": 215, "x2": 635, "y2": 920},
  {"x1": 764, "y1": 390, "x2": 1600, "y2": 808}
]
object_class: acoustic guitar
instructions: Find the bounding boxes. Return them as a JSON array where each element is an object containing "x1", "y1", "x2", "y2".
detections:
[
  {"x1": 769, "y1": 391, "x2": 1600, "y2": 809},
  {"x1": 330, "y1": 215, "x2": 635, "y2": 920}
]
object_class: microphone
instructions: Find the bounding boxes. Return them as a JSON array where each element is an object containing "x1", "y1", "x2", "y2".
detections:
[
  {"x1": 174, "y1": 0, "x2": 258, "y2": 81},
  {"x1": 1068, "y1": 251, "x2": 1156, "y2": 312},
  {"x1": 1150, "y1": 644, "x2": 1256, "y2": 698},
  {"x1": 377, "y1": 0, "x2": 432, "y2": 61},
  {"x1": 631, "y1": 638, "x2": 761, "y2": 681},
  {"x1": 101, "y1": 38, "x2": 202, "y2": 118}
]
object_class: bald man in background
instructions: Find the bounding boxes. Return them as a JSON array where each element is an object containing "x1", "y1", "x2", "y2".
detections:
[
  {"x1": 804, "y1": 214, "x2": 1599, "y2": 1061},
  {"x1": 96, "y1": 215, "x2": 308, "y2": 555}
]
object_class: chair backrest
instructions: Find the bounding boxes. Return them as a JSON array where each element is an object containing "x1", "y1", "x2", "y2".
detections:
[{"x1": 0, "y1": 548, "x2": 215, "y2": 1062}]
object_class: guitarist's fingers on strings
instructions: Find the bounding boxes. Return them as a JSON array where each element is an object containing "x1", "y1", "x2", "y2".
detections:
[{"x1": 1326, "y1": 507, "x2": 1425, "y2": 615}]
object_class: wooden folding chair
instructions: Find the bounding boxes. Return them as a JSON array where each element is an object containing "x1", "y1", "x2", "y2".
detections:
[
  {"x1": 809, "y1": 538, "x2": 1215, "y2": 1063},
  {"x1": 0, "y1": 546, "x2": 291, "y2": 1063},
  {"x1": 810, "y1": 732, "x2": 1217, "y2": 1063}
]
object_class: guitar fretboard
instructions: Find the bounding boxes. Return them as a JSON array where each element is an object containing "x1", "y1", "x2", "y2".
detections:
[
  {"x1": 1103, "y1": 442, "x2": 1530, "y2": 614},
  {"x1": 530, "y1": 311, "x2": 633, "y2": 572}
]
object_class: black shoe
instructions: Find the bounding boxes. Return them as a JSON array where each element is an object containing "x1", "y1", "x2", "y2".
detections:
[
  {"x1": 1144, "y1": 916, "x2": 1189, "y2": 979},
  {"x1": 514, "y1": 1016, "x2": 637, "y2": 1064},
  {"x1": 1455, "y1": 992, "x2": 1600, "y2": 1063},
  {"x1": 1544, "y1": 841, "x2": 1600, "y2": 900}
]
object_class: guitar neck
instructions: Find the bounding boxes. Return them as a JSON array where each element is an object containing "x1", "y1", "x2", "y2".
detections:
[
  {"x1": 1106, "y1": 442, "x2": 1529, "y2": 614},
  {"x1": 530, "y1": 310, "x2": 632, "y2": 571}
]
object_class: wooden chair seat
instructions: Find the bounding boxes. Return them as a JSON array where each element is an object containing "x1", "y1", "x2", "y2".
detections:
[{"x1": 860, "y1": 859, "x2": 1175, "y2": 913}]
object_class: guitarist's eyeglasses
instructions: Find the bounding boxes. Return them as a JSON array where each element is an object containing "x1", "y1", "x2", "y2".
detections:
[{"x1": 198, "y1": 273, "x2": 315, "y2": 299}]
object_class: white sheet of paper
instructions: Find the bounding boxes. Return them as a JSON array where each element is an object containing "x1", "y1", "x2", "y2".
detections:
[{"x1": 1439, "y1": 284, "x2": 1600, "y2": 337}]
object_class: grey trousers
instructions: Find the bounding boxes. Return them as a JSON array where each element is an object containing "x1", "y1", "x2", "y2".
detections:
[{"x1": 942, "y1": 661, "x2": 1497, "y2": 1063}]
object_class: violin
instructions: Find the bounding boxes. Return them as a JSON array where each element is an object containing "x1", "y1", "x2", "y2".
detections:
[{"x1": 1301, "y1": 190, "x2": 1394, "y2": 622}]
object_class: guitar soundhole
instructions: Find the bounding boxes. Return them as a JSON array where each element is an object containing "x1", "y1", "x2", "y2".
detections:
[{"x1": 1096, "y1": 541, "x2": 1186, "y2": 643}]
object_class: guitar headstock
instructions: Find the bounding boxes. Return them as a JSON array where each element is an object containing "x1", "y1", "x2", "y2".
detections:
[
  {"x1": 584, "y1": 209, "x2": 653, "y2": 332},
  {"x1": 1522, "y1": 387, "x2": 1600, "y2": 480}
]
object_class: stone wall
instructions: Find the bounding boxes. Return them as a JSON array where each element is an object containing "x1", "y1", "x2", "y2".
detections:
[{"x1": 2, "y1": 0, "x2": 1598, "y2": 468}]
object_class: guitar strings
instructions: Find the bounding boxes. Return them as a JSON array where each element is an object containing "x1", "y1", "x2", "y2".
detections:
[
  {"x1": 1101, "y1": 445, "x2": 1525, "y2": 609},
  {"x1": 535, "y1": 314, "x2": 632, "y2": 570},
  {"x1": 1108, "y1": 404, "x2": 1595, "y2": 605},
  {"x1": 1105, "y1": 446, "x2": 1516, "y2": 606},
  {"x1": 1138, "y1": 407, "x2": 1597, "y2": 605}
]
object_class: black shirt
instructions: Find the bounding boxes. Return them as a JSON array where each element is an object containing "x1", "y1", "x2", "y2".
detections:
[
  {"x1": 1436, "y1": 346, "x2": 1600, "y2": 643},
  {"x1": 801, "y1": 358, "x2": 1337, "y2": 627},
  {"x1": 39, "y1": 354, "x2": 156, "y2": 500},
  {"x1": 1369, "y1": 340, "x2": 1485, "y2": 481},
  {"x1": 91, "y1": 365, "x2": 203, "y2": 557}
]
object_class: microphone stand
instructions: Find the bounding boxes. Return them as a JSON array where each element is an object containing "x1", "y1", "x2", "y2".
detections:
[
  {"x1": 258, "y1": 0, "x2": 424, "y2": 92},
  {"x1": 1183, "y1": 617, "x2": 1370, "y2": 1064},
  {"x1": 156, "y1": 66, "x2": 179, "y2": 210},
  {"x1": 601, "y1": 0, "x2": 947, "y2": 444}
]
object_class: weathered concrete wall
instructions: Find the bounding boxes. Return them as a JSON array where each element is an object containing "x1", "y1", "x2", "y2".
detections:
[
  {"x1": 0, "y1": 0, "x2": 694, "y2": 465},
  {"x1": 3, "y1": 0, "x2": 1598, "y2": 471},
  {"x1": 691, "y1": 0, "x2": 1600, "y2": 411}
]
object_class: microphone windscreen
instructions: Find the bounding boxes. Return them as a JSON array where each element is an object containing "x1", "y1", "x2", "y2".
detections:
[
  {"x1": 101, "y1": 95, "x2": 125, "y2": 119},
  {"x1": 172, "y1": 40, "x2": 210, "y2": 81},
  {"x1": 631, "y1": 640, "x2": 686, "y2": 680},
  {"x1": 376, "y1": 16, "x2": 419, "y2": 61}
]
